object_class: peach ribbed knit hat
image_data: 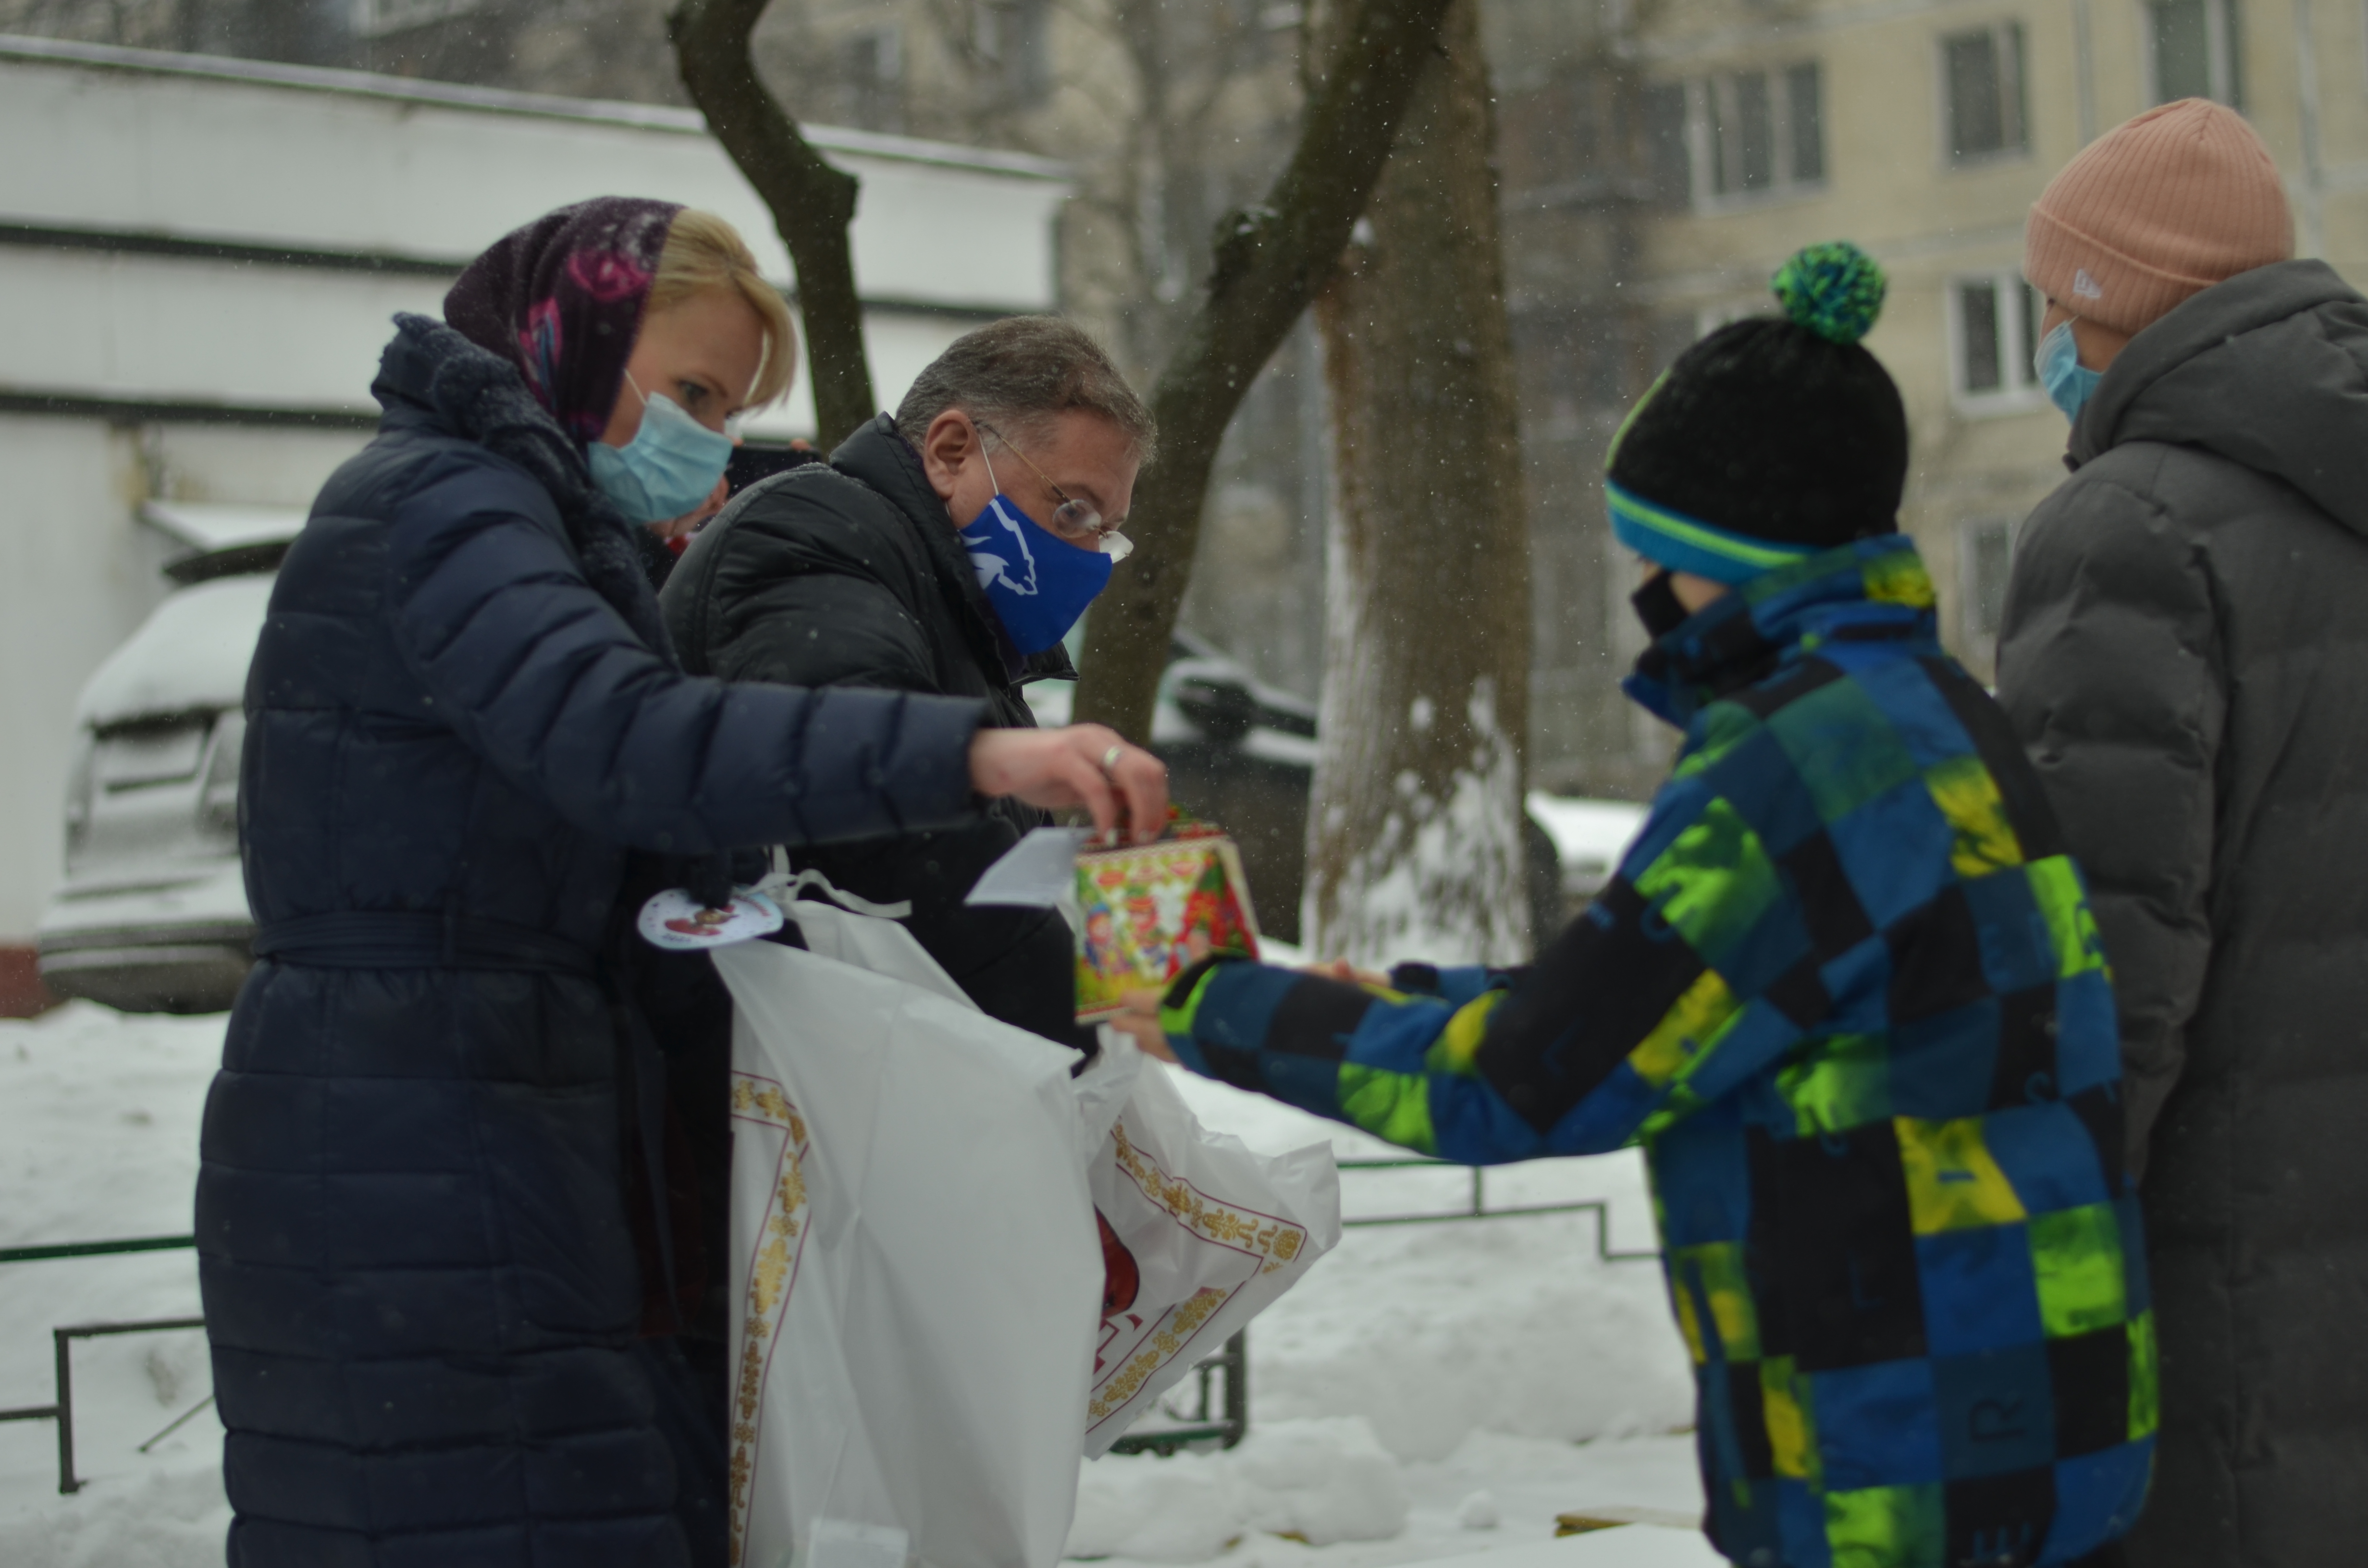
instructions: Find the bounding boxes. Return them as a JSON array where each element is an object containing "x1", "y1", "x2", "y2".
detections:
[{"x1": 2024, "y1": 98, "x2": 2293, "y2": 335}]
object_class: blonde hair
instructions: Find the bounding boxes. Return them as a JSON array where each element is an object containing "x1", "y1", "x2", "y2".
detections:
[{"x1": 651, "y1": 208, "x2": 798, "y2": 408}]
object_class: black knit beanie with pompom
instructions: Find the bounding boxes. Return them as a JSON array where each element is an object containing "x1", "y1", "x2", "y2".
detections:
[{"x1": 1608, "y1": 241, "x2": 1910, "y2": 553}]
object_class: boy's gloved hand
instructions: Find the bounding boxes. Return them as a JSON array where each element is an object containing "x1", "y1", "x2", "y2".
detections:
[{"x1": 1110, "y1": 959, "x2": 1388, "y2": 1066}]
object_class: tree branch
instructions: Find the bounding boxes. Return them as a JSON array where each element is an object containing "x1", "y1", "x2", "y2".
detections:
[
  {"x1": 670, "y1": 0, "x2": 877, "y2": 450},
  {"x1": 1073, "y1": 0, "x2": 1461, "y2": 740}
]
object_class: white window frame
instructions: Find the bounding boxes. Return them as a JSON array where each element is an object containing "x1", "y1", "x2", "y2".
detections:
[
  {"x1": 1947, "y1": 268, "x2": 2047, "y2": 415},
  {"x1": 2146, "y1": 0, "x2": 2243, "y2": 108},
  {"x1": 1936, "y1": 20, "x2": 2029, "y2": 168},
  {"x1": 349, "y1": 0, "x2": 482, "y2": 38},
  {"x1": 853, "y1": 27, "x2": 903, "y2": 85},
  {"x1": 1682, "y1": 61, "x2": 1828, "y2": 212},
  {"x1": 838, "y1": 26, "x2": 905, "y2": 132},
  {"x1": 974, "y1": 0, "x2": 1051, "y2": 93}
]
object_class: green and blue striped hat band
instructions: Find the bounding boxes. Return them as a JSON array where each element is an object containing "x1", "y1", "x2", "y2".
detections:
[{"x1": 1606, "y1": 478, "x2": 1820, "y2": 586}]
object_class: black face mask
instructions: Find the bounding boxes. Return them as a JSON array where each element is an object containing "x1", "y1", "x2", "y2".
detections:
[{"x1": 1630, "y1": 570, "x2": 1692, "y2": 640}]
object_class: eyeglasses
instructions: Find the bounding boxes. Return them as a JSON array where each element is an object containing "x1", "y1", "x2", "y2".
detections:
[{"x1": 975, "y1": 420, "x2": 1134, "y2": 562}]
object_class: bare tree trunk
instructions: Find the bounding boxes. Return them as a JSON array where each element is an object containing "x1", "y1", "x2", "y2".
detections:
[
  {"x1": 1302, "y1": 0, "x2": 1530, "y2": 967},
  {"x1": 1070, "y1": 0, "x2": 1459, "y2": 742},
  {"x1": 671, "y1": 0, "x2": 877, "y2": 451}
]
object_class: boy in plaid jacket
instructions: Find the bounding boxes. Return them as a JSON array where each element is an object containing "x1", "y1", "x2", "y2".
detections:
[{"x1": 1121, "y1": 246, "x2": 2151, "y2": 1568}]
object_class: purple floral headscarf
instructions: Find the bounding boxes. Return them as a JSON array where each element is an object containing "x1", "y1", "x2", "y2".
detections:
[{"x1": 443, "y1": 197, "x2": 683, "y2": 445}]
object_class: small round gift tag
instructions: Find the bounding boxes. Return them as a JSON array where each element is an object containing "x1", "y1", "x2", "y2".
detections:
[{"x1": 636, "y1": 887, "x2": 785, "y2": 951}]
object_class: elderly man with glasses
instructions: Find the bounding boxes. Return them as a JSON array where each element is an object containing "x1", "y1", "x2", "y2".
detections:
[{"x1": 661, "y1": 315, "x2": 1156, "y2": 1053}]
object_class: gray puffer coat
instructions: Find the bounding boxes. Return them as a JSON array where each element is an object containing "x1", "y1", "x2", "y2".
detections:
[{"x1": 1998, "y1": 258, "x2": 2368, "y2": 1568}]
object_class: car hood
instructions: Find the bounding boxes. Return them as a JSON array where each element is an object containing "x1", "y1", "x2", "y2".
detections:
[{"x1": 79, "y1": 572, "x2": 274, "y2": 727}]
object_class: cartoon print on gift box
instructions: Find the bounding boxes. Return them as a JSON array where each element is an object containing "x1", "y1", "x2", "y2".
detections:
[
  {"x1": 1082, "y1": 904, "x2": 1127, "y2": 984},
  {"x1": 1182, "y1": 856, "x2": 1252, "y2": 962},
  {"x1": 1124, "y1": 892, "x2": 1171, "y2": 979},
  {"x1": 1073, "y1": 833, "x2": 1260, "y2": 1021}
]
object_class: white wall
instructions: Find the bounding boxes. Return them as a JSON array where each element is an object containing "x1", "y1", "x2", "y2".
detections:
[
  {"x1": 0, "y1": 44, "x2": 1068, "y2": 312},
  {"x1": 4, "y1": 250, "x2": 447, "y2": 410},
  {"x1": 0, "y1": 417, "x2": 163, "y2": 937}
]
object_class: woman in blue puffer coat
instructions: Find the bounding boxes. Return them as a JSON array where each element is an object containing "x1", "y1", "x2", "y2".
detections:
[{"x1": 196, "y1": 199, "x2": 1164, "y2": 1568}]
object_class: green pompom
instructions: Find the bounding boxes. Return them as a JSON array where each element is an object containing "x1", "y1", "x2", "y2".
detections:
[{"x1": 1770, "y1": 241, "x2": 1887, "y2": 345}]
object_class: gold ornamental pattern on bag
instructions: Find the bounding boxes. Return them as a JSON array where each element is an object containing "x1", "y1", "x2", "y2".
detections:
[
  {"x1": 1088, "y1": 1286, "x2": 1228, "y2": 1423},
  {"x1": 1085, "y1": 1116, "x2": 1316, "y2": 1433},
  {"x1": 726, "y1": 1072, "x2": 812, "y2": 1568},
  {"x1": 1109, "y1": 1117, "x2": 1307, "y2": 1273}
]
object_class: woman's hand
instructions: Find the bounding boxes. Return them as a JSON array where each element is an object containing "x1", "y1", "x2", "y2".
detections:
[
  {"x1": 969, "y1": 725, "x2": 1168, "y2": 842},
  {"x1": 647, "y1": 475, "x2": 730, "y2": 540},
  {"x1": 1109, "y1": 990, "x2": 1177, "y2": 1062}
]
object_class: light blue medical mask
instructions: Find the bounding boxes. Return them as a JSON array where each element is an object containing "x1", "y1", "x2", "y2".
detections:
[
  {"x1": 2035, "y1": 319, "x2": 2103, "y2": 425},
  {"x1": 957, "y1": 445, "x2": 1114, "y2": 655},
  {"x1": 587, "y1": 373, "x2": 735, "y2": 523}
]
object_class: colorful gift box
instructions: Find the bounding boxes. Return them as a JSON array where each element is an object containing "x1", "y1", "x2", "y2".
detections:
[{"x1": 1073, "y1": 827, "x2": 1260, "y2": 1022}]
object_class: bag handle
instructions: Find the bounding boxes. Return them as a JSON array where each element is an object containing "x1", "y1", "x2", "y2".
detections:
[{"x1": 755, "y1": 848, "x2": 914, "y2": 920}]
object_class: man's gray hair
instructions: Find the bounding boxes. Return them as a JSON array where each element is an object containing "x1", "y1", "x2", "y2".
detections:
[{"x1": 893, "y1": 315, "x2": 1157, "y2": 466}]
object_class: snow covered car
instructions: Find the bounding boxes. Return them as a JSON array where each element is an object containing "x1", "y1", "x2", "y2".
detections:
[{"x1": 35, "y1": 504, "x2": 301, "y2": 1014}]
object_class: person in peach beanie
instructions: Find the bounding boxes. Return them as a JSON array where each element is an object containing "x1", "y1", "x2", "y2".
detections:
[{"x1": 1998, "y1": 98, "x2": 2368, "y2": 1568}]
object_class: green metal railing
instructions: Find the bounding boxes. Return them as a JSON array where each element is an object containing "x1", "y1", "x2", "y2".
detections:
[
  {"x1": 1107, "y1": 1330, "x2": 1248, "y2": 1456},
  {"x1": 0, "y1": 1234, "x2": 196, "y2": 1266},
  {"x1": 1335, "y1": 1157, "x2": 1662, "y2": 1262},
  {"x1": 1099, "y1": 1157, "x2": 1659, "y2": 1456},
  {"x1": 0, "y1": 1234, "x2": 207, "y2": 1493},
  {"x1": 0, "y1": 1159, "x2": 1659, "y2": 1479}
]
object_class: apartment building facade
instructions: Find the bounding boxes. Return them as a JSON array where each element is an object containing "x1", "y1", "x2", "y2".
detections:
[{"x1": 1628, "y1": 0, "x2": 2367, "y2": 677}]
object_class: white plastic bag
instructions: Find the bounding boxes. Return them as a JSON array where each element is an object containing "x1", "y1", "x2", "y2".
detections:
[
  {"x1": 1077, "y1": 1042, "x2": 1340, "y2": 1456},
  {"x1": 715, "y1": 918, "x2": 1098, "y2": 1568},
  {"x1": 714, "y1": 887, "x2": 1338, "y2": 1568}
]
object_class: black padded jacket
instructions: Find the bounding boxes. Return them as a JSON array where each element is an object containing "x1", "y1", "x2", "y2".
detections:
[
  {"x1": 1998, "y1": 259, "x2": 2368, "y2": 1568},
  {"x1": 662, "y1": 414, "x2": 1088, "y2": 1048},
  {"x1": 201, "y1": 323, "x2": 983, "y2": 1568}
]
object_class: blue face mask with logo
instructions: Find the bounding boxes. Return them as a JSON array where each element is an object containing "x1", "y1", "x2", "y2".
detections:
[
  {"x1": 587, "y1": 373, "x2": 735, "y2": 524},
  {"x1": 2035, "y1": 319, "x2": 2103, "y2": 425},
  {"x1": 957, "y1": 453, "x2": 1114, "y2": 656}
]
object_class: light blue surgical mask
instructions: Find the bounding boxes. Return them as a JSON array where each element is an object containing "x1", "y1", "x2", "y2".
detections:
[
  {"x1": 2035, "y1": 319, "x2": 2103, "y2": 425},
  {"x1": 587, "y1": 373, "x2": 734, "y2": 523}
]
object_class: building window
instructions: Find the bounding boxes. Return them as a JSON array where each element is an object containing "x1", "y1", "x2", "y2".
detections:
[
  {"x1": 839, "y1": 28, "x2": 903, "y2": 131},
  {"x1": 1642, "y1": 82, "x2": 1692, "y2": 207},
  {"x1": 2148, "y1": 0, "x2": 2243, "y2": 109},
  {"x1": 1787, "y1": 63, "x2": 1826, "y2": 183},
  {"x1": 1959, "y1": 516, "x2": 2017, "y2": 657},
  {"x1": 976, "y1": 0, "x2": 1051, "y2": 97},
  {"x1": 1942, "y1": 22, "x2": 2027, "y2": 162},
  {"x1": 1671, "y1": 62, "x2": 1826, "y2": 205},
  {"x1": 1950, "y1": 270, "x2": 2045, "y2": 410}
]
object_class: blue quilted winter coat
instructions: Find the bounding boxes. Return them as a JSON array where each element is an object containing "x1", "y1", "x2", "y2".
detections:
[
  {"x1": 196, "y1": 318, "x2": 986, "y2": 1567},
  {"x1": 1159, "y1": 541, "x2": 2153, "y2": 1567}
]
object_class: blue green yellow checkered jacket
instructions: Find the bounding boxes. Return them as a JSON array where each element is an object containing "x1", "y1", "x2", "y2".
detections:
[{"x1": 1159, "y1": 539, "x2": 2153, "y2": 1568}]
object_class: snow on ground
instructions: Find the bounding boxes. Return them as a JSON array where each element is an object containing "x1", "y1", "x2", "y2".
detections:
[
  {"x1": 0, "y1": 1004, "x2": 230, "y2": 1568},
  {"x1": 0, "y1": 1004, "x2": 1702, "y2": 1567}
]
